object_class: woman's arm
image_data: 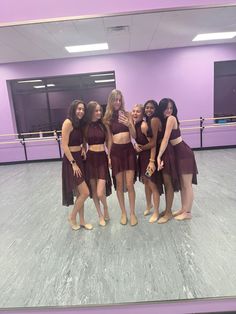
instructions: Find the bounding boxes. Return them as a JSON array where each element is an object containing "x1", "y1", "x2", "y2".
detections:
[
  {"x1": 127, "y1": 112, "x2": 136, "y2": 139},
  {"x1": 157, "y1": 116, "x2": 176, "y2": 159},
  {"x1": 140, "y1": 117, "x2": 159, "y2": 151},
  {"x1": 118, "y1": 112, "x2": 136, "y2": 139},
  {"x1": 61, "y1": 119, "x2": 82, "y2": 177},
  {"x1": 105, "y1": 124, "x2": 113, "y2": 167},
  {"x1": 61, "y1": 119, "x2": 75, "y2": 162}
]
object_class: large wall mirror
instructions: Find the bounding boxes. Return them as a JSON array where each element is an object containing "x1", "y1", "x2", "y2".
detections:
[{"x1": 0, "y1": 4, "x2": 236, "y2": 309}]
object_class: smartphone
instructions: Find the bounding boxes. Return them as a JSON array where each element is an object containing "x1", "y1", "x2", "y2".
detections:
[
  {"x1": 145, "y1": 169, "x2": 152, "y2": 177},
  {"x1": 118, "y1": 110, "x2": 125, "y2": 118}
]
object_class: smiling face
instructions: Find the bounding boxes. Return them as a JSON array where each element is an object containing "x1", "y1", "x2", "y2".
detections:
[
  {"x1": 132, "y1": 105, "x2": 143, "y2": 123},
  {"x1": 163, "y1": 102, "x2": 173, "y2": 118},
  {"x1": 144, "y1": 102, "x2": 155, "y2": 118},
  {"x1": 75, "y1": 102, "x2": 85, "y2": 119},
  {"x1": 92, "y1": 104, "x2": 102, "y2": 121},
  {"x1": 113, "y1": 94, "x2": 122, "y2": 111}
]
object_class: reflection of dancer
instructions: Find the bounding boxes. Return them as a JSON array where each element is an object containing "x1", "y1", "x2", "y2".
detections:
[
  {"x1": 103, "y1": 89, "x2": 138, "y2": 226},
  {"x1": 132, "y1": 104, "x2": 163, "y2": 223},
  {"x1": 157, "y1": 98, "x2": 198, "y2": 221},
  {"x1": 84, "y1": 101, "x2": 112, "y2": 227},
  {"x1": 62, "y1": 100, "x2": 93, "y2": 230}
]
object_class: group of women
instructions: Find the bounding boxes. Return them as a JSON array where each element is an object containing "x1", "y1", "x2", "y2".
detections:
[{"x1": 61, "y1": 89, "x2": 198, "y2": 231}]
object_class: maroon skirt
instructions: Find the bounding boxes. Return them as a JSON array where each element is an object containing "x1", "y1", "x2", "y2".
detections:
[
  {"x1": 62, "y1": 151, "x2": 86, "y2": 206},
  {"x1": 85, "y1": 150, "x2": 112, "y2": 197},
  {"x1": 138, "y1": 150, "x2": 163, "y2": 195},
  {"x1": 162, "y1": 143, "x2": 180, "y2": 192},
  {"x1": 173, "y1": 141, "x2": 198, "y2": 185},
  {"x1": 110, "y1": 142, "x2": 137, "y2": 191}
]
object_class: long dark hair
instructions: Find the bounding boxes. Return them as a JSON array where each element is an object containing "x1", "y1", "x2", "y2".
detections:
[
  {"x1": 84, "y1": 101, "x2": 107, "y2": 140},
  {"x1": 158, "y1": 98, "x2": 179, "y2": 128},
  {"x1": 143, "y1": 99, "x2": 160, "y2": 137},
  {"x1": 67, "y1": 99, "x2": 86, "y2": 128}
]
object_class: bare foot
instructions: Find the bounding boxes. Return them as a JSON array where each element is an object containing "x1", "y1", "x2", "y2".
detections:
[
  {"x1": 158, "y1": 212, "x2": 172, "y2": 224},
  {"x1": 144, "y1": 204, "x2": 153, "y2": 216},
  {"x1": 172, "y1": 209, "x2": 184, "y2": 217},
  {"x1": 149, "y1": 211, "x2": 159, "y2": 223},
  {"x1": 174, "y1": 212, "x2": 192, "y2": 221}
]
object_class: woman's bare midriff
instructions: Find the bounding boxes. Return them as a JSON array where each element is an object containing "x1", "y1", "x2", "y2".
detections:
[
  {"x1": 89, "y1": 144, "x2": 105, "y2": 152},
  {"x1": 68, "y1": 145, "x2": 81, "y2": 152},
  {"x1": 112, "y1": 132, "x2": 131, "y2": 144},
  {"x1": 170, "y1": 136, "x2": 182, "y2": 146}
]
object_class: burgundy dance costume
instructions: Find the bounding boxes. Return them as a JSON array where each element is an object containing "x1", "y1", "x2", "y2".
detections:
[
  {"x1": 135, "y1": 120, "x2": 163, "y2": 195},
  {"x1": 62, "y1": 123, "x2": 85, "y2": 206},
  {"x1": 110, "y1": 110, "x2": 137, "y2": 189},
  {"x1": 85, "y1": 121, "x2": 112, "y2": 197},
  {"x1": 169, "y1": 127, "x2": 198, "y2": 186}
]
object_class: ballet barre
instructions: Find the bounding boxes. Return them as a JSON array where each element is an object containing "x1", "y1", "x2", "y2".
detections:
[{"x1": 0, "y1": 115, "x2": 235, "y2": 161}]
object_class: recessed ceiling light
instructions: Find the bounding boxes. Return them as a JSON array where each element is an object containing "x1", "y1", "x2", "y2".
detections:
[
  {"x1": 33, "y1": 84, "x2": 55, "y2": 89},
  {"x1": 18, "y1": 80, "x2": 42, "y2": 83},
  {"x1": 90, "y1": 73, "x2": 114, "y2": 77},
  {"x1": 94, "y1": 79, "x2": 115, "y2": 83},
  {"x1": 193, "y1": 32, "x2": 236, "y2": 41},
  {"x1": 65, "y1": 43, "x2": 109, "y2": 53}
]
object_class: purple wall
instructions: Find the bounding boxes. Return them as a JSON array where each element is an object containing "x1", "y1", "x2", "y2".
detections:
[{"x1": 1, "y1": 43, "x2": 236, "y2": 162}]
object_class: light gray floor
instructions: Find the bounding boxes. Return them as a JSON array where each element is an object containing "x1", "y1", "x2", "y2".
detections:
[{"x1": 0, "y1": 149, "x2": 236, "y2": 309}]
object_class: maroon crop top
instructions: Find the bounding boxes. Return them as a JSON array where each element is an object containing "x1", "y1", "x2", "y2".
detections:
[
  {"x1": 87, "y1": 121, "x2": 106, "y2": 145},
  {"x1": 110, "y1": 111, "x2": 129, "y2": 135},
  {"x1": 135, "y1": 121, "x2": 149, "y2": 145},
  {"x1": 68, "y1": 127, "x2": 83, "y2": 146},
  {"x1": 169, "y1": 128, "x2": 181, "y2": 140}
]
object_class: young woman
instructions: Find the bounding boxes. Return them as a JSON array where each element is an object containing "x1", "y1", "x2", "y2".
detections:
[
  {"x1": 132, "y1": 104, "x2": 162, "y2": 223},
  {"x1": 84, "y1": 101, "x2": 112, "y2": 227},
  {"x1": 157, "y1": 98, "x2": 198, "y2": 221},
  {"x1": 103, "y1": 89, "x2": 138, "y2": 226},
  {"x1": 62, "y1": 100, "x2": 93, "y2": 230}
]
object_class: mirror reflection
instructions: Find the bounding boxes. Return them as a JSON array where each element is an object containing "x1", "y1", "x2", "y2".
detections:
[{"x1": 0, "y1": 5, "x2": 236, "y2": 309}]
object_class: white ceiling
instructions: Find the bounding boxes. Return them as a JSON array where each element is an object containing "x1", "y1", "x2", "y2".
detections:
[{"x1": 0, "y1": 6, "x2": 236, "y2": 64}]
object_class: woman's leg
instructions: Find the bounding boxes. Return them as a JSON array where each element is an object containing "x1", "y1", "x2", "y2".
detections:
[
  {"x1": 69, "y1": 181, "x2": 91, "y2": 230},
  {"x1": 144, "y1": 182, "x2": 153, "y2": 216},
  {"x1": 97, "y1": 179, "x2": 109, "y2": 221},
  {"x1": 175, "y1": 174, "x2": 193, "y2": 220},
  {"x1": 115, "y1": 172, "x2": 127, "y2": 225},
  {"x1": 158, "y1": 173, "x2": 174, "y2": 224},
  {"x1": 147, "y1": 180, "x2": 160, "y2": 223},
  {"x1": 125, "y1": 170, "x2": 137, "y2": 226},
  {"x1": 90, "y1": 179, "x2": 106, "y2": 226}
]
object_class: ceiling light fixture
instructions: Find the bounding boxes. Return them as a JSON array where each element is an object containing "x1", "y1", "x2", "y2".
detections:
[
  {"x1": 65, "y1": 43, "x2": 109, "y2": 53},
  {"x1": 94, "y1": 79, "x2": 115, "y2": 83},
  {"x1": 193, "y1": 32, "x2": 236, "y2": 41}
]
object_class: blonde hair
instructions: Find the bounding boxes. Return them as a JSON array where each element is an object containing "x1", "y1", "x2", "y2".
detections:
[
  {"x1": 103, "y1": 89, "x2": 125, "y2": 125},
  {"x1": 133, "y1": 104, "x2": 144, "y2": 113}
]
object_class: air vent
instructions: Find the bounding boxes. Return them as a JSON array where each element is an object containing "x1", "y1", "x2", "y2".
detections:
[{"x1": 107, "y1": 25, "x2": 129, "y2": 33}]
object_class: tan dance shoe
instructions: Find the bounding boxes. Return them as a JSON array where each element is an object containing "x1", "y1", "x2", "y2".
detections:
[
  {"x1": 149, "y1": 212, "x2": 159, "y2": 224},
  {"x1": 144, "y1": 205, "x2": 153, "y2": 216},
  {"x1": 174, "y1": 212, "x2": 192, "y2": 221},
  {"x1": 158, "y1": 212, "x2": 172, "y2": 224},
  {"x1": 120, "y1": 213, "x2": 128, "y2": 225},
  {"x1": 68, "y1": 216, "x2": 81, "y2": 231},
  {"x1": 99, "y1": 216, "x2": 106, "y2": 227},
  {"x1": 80, "y1": 223, "x2": 93, "y2": 230},
  {"x1": 130, "y1": 214, "x2": 138, "y2": 226},
  {"x1": 172, "y1": 209, "x2": 184, "y2": 217}
]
